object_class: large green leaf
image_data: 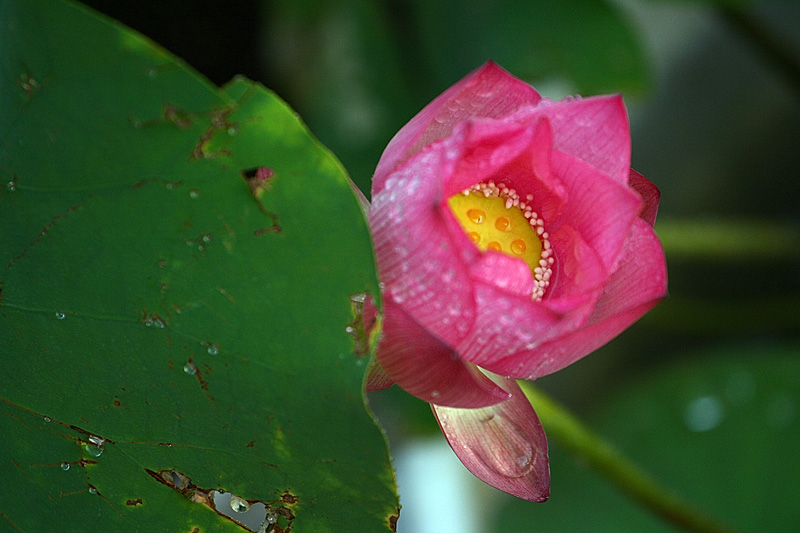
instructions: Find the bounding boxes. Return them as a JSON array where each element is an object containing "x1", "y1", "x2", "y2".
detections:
[{"x1": 0, "y1": 0, "x2": 398, "y2": 531}]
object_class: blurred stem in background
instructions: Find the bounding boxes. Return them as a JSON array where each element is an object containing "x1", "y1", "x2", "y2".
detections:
[
  {"x1": 520, "y1": 382, "x2": 738, "y2": 533},
  {"x1": 717, "y1": 2, "x2": 800, "y2": 93},
  {"x1": 657, "y1": 219, "x2": 800, "y2": 262}
]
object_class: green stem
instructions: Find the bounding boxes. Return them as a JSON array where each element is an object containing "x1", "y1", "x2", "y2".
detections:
[{"x1": 519, "y1": 382, "x2": 738, "y2": 533}]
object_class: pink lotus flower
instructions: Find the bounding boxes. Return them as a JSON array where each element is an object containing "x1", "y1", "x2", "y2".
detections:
[{"x1": 366, "y1": 62, "x2": 667, "y2": 501}]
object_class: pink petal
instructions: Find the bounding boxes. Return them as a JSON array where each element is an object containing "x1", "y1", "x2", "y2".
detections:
[
  {"x1": 544, "y1": 223, "x2": 608, "y2": 304},
  {"x1": 376, "y1": 300, "x2": 509, "y2": 408},
  {"x1": 510, "y1": 95, "x2": 631, "y2": 185},
  {"x1": 490, "y1": 218, "x2": 668, "y2": 379},
  {"x1": 454, "y1": 279, "x2": 576, "y2": 370},
  {"x1": 628, "y1": 169, "x2": 660, "y2": 227},
  {"x1": 370, "y1": 143, "x2": 480, "y2": 349},
  {"x1": 547, "y1": 151, "x2": 643, "y2": 273},
  {"x1": 373, "y1": 61, "x2": 541, "y2": 195},
  {"x1": 443, "y1": 117, "x2": 566, "y2": 226},
  {"x1": 444, "y1": 120, "x2": 541, "y2": 198},
  {"x1": 365, "y1": 357, "x2": 394, "y2": 392},
  {"x1": 432, "y1": 375, "x2": 550, "y2": 502},
  {"x1": 469, "y1": 249, "x2": 535, "y2": 298}
]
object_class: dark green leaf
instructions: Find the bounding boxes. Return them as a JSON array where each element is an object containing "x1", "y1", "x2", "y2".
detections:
[{"x1": 0, "y1": 0, "x2": 398, "y2": 530}]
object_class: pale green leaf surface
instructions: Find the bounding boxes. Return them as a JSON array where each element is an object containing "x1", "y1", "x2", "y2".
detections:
[{"x1": 0, "y1": 0, "x2": 398, "y2": 531}]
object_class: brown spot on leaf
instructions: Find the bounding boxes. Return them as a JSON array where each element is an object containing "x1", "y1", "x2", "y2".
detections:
[
  {"x1": 190, "y1": 105, "x2": 235, "y2": 160},
  {"x1": 126, "y1": 498, "x2": 143, "y2": 507},
  {"x1": 254, "y1": 226, "x2": 281, "y2": 236},
  {"x1": 5, "y1": 202, "x2": 84, "y2": 270},
  {"x1": 388, "y1": 509, "x2": 400, "y2": 531},
  {"x1": 163, "y1": 106, "x2": 195, "y2": 129},
  {"x1": 280, "y1": 491, "x2": 298, "y2": 506},
  {"x1": 241, "y1": 166, "x2": 281, "y2": 235}
]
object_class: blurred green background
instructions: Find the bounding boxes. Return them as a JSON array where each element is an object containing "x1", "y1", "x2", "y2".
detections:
[{"x1": 68, "y1": 0, "x2": 800, "y2": 530}]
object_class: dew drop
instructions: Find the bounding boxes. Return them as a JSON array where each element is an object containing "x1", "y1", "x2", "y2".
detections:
[
  {"x1": 487, "y1": 241, "x2": 502, "y2": 252},
  {"x1": 511, "y1": 239, "x2": 527, "y2": 255},
  {"x1": 6, "y1": 181, "x2": 17, "y2": 191},
  {"x1": 189, "y1": 188, "x2": 200, "y2": 199},
  {"x1": 43, "y1": 417, "x2": 51, "y2": 423},
  {"x1": 61, "y1": 462, "x2": 70, "y2": 471},
  {"x1": 467, "y1": 209, "x2": 486, "y2": 224},
  {"x1": 495, "y1": 216, "x2": 511, "y2": 232},
  {"x1": 55, "y1": 311, "x2": 66, "y2": 320},
  {"x1": 230, "y1": 495, "x2": 250, "y2": 513},
  {"x1": 468, "y1": 231, "x2": 481, "y2": 244},
  {"x1": 431, "y1": 390, "x2": 441, "y2": 398},
  {"x1": 85, "y1": 443, "x2": 103, "y2": 458},
  {"x1": 184, "y1": 361, "x2": 197, "y2": 375},
  {"x1": 207, "y1": 343, "x2": 219, "y2": 356},
  {"x1": 88, "y1": 486, "x2": 98, "y2": 495}
]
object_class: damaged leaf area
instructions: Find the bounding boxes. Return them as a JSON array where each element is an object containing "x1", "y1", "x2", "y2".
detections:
[
  {"x1": 146, "y1": 468, "x2": 295, "y2": 532},
  {"x1": 345, "y1": 292, "x2": 381, "y2": 358},
  {"x1": 0, "y1": 0, "x2": 397, "y2": 531}
]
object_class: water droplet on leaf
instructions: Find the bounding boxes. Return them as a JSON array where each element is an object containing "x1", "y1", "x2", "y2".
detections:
[
  {"x1": 230, "y1": 495, "x2": 250, "y2": 513},
  {"x1": 61, "y1": 462, "x2": 70, "y2": 471},
  {"x1": 184, "y1": 362, "x2": 197, "y2": 375},
  {"x1": 85, "y1": 436, "x2": 105, "y2": 457},
  {"x1": 55, "y1": 312, "x2": 65, "y2": 320}
]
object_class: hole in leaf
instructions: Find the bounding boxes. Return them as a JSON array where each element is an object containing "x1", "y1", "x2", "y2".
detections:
[{"x1": 145, "y1": 469, "x2": 293, "y2": 532}]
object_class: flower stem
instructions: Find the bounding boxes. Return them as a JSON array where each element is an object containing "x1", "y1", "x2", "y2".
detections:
[
  {"x1": 655, "y1": 219, "x2": 800, "y2": 262},
  {"x1": 518, "y1": 381, "x2": 738, "y2": 533}
]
